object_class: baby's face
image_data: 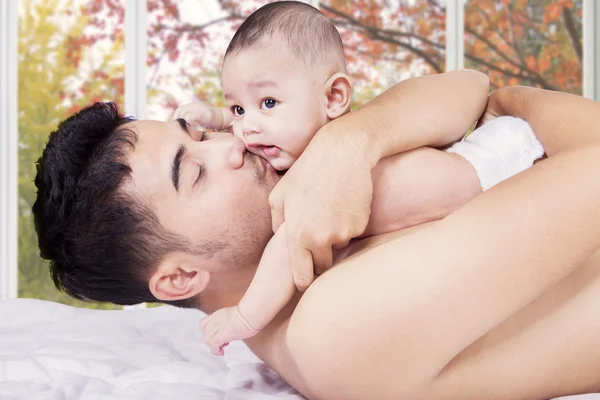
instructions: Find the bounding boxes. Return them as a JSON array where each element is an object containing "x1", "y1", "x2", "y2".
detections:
[{"x1": 221, "y1": 41, "x2": 330, "y2": 170}]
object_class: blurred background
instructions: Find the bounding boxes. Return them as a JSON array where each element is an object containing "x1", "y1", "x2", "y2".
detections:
[{"x1": 1, "y1": 0, "x2": 596, "y2": 309}]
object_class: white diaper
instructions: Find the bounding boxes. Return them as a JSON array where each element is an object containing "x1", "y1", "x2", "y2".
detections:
[{"x1": 446, "y1": 116, "x2": 545, "y2": 191}]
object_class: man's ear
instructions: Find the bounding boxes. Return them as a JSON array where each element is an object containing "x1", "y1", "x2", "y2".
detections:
[
  {"x1": 324, "y1": 72, "x2": 352, "y2": 120},
  {"x1": 148, "y1": 252, "x2": 210, "y2": 302}
]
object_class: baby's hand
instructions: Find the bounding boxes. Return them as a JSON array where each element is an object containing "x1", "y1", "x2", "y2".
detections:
[
  {"x1": 200, "y1": 306, "x2": 260, "y2": 356},
  {"x1": 173, "y1": 101, "x2": 227, "y2": 131}
]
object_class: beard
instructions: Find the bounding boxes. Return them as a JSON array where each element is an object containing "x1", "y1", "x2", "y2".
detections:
[{"x1": 244, "y1": 150, "x2": 267, "y2": 186}]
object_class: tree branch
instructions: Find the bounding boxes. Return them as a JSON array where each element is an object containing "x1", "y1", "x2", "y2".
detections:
[
  {"x1": 561, "y1": 6, "x2": 582, "y2": 63},
  {"x1": 320, "y1": 3, "x2": 443, "y2": 72},
  {"x1": 464, "y1": 51, "x2": 557, "y2": 90},
  {"x1": 153, "y1": 15, "x2": 238, "y2": 34},
  {"x1": 505, "y1": 4, "x2": 526, "y2": 67},
  {"x1": 464, "y1": 26, "x2": 523, "y2": 71}
]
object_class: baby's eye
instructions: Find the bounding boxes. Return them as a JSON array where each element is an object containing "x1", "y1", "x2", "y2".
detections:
[
  {"x1": 231, "y1": 105, "x2": 245, "y2": 116},
  {"x1": 262, "y1": 98, "x2": 278, "y2": 109}
]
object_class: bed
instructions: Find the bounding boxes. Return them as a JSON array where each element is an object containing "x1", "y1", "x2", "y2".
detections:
[
  {"x1": 0, "y1": 299, "x2": 301, "y2": 399},
  {"x1": 0, "y1": 298, "x2": 598, "y2": 400}
]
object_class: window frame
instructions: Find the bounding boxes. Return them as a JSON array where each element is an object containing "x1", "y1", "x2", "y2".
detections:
[
  {"x1": 1, "y1": 0, "x2": 597, "y2": 302},
  {"x1": 0, "y1": 0, "x2": 19, "y2": 301}
]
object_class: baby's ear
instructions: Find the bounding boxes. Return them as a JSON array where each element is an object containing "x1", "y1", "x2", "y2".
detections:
[
  {"x1": 324, "y1": 73, "x2": 352, "y2": 120},
  {"x1": 149, "y1": 251, "x2": 211, "y2": 302}
]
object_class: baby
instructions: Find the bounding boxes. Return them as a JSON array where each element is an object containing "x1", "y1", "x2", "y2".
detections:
[{"x1": 174, "y1": 1, "x2": 544, "y2": 356}]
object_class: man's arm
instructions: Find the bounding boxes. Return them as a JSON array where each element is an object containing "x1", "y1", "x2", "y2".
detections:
[
  {"x1": 280, "y1": 87, "x2": 600, "y2": 400},
  {"x1": 321, "y1": 69, "x2": 490, "y2": 169},
  {"x1": 481, "y1": 85, "x2": 596, "y2": 157},
  {"x1": 269, "y1": 70, "x2": 490, "y2": 291}
]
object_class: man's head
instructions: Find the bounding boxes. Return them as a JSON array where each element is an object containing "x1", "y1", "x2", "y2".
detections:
[
  {"x1": 221, "y1": 1, "x2": 352, "y2": 171},
  {"x1": 33, "y1": 102, "x2": 280, "y2": 309}
]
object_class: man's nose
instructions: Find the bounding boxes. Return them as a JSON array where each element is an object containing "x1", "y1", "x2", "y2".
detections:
[{"x1": 194, "y1": 134, "x2": 246, "y2": 170}]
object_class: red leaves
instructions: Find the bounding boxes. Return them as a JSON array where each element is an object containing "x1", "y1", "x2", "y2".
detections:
[{"x1": 464, "y1": 0, "x2": 582, "y2": 93}]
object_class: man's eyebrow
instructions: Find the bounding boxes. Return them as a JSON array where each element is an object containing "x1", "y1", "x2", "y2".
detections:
[
  {"x1": 170, "y1": 119, "x2": 191, "y2": 193},
  {"x1": 171, "y1": 145, "x2": 185, "y2": 193}
]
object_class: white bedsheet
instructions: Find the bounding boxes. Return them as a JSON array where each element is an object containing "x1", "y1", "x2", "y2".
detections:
[
  {"x1": 0, "y1": 298, "x2": 302, "y2": 400},
  {"x1": 1, "y1": 299, "x2": 599, "y2": 400}
]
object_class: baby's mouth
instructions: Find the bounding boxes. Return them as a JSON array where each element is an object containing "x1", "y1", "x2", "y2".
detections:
[
  {"x1": 262, "y1": 146, "x2": 280, "y2": 157},
  {"x1": 247, "y1": 142, "x2": 280, "y2": 158}
]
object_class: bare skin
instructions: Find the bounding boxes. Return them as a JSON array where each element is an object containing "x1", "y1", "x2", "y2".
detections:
[
  {"x1": 142, "y1": 71, "x2": 600, "y2": 399},
  {"x1": 247, "y1": 229, "x2": 600, "y2": 399},
  {"x1": 244, "y1": 86, "x2": 600, "y2": 400}
]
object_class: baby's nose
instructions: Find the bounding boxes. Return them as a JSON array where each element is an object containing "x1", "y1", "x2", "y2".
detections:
[{"x1": 240, "y1": 112, "x2": 261, "y2": 136}]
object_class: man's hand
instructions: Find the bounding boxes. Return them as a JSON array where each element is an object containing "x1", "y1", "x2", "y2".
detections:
[
  {"x1": 173, "y1": 101, "x2": 230, "y2": 131},
  {"x1": 200, "y1": 306, "x2": 260, "y2": 356},
  {"x1": 269, "y1": 129, "x2": 375, "y2": 291}
]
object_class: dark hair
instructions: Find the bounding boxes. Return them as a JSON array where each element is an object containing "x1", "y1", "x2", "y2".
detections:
[
  {"x1": 33, "y1": 102, "x2": 195, "y2": 307},
  {"x1": 225, "y1": 1, "x2": 345, "y2": 71}
]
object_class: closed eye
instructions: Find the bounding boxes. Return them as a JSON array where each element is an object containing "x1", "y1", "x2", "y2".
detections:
[{"x1": 194, "y1": 164, "x2": 205, "y2": 187}]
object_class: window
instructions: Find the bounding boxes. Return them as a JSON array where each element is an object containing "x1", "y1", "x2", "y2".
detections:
[
  {"x1": 146, "y1": 0, "x2": 276, "y2": 121},
  {"x1": 2, "y1": 0, "x2": 599, "y2": 306},
  {"x1": 465, "y1": 0, "x2": 583, "y2": 93},
  {"x1": 322, "y1": 0, "x2": 446, "y2": 107},
  {"x1": 17, "y1": 0, "x2": 125, "y2": 309}
]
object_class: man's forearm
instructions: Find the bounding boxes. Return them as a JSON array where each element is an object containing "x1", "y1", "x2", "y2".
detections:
[
  {"x1": 316, "y1": 69, "x2": 490, "y2": 168},
  {"x1": 487, "y1": 85, "x2": 600, "y2": 156}
]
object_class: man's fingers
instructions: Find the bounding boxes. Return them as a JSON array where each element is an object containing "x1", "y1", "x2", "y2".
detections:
[
  {"x1": 331, "y1": 239, "x2": 351, "y2": 251},
  {"x1": 311, "y1": 245, "x2": 333, "y2": 276},
  {"x1": 269, "y1": 193, "x2": 284, "y2": 233},
  {"x1": 288, "y1": 240, "x2": 315, "y2": 292}
]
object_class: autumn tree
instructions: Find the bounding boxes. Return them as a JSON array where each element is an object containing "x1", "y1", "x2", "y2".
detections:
[
  {"x1": 18, "y1": 0, "x2": 124, "y2": 309},
  {"x1": 18, "y1": 0, "x2": 582, "y2": 307},
  {"x1": 319, "y1": 0, "x2": 582, "y2": 92},
  {"x1": 86, "y1": 0, "x2": 581, "y2": 117},
  {"x1": 462, "y1": 0, "x2": 582, "y2": 91}
]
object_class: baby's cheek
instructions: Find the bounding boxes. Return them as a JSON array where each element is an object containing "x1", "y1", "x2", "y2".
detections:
[
  {"x1": 270, "y1": 153, "x2": 296, "y2": 171},
  {"x1": 284, "y1": 135, "x2": 311, "y2": 158}
]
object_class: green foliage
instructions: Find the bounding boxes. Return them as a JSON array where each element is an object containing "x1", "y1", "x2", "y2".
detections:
[{"x1": 18, "y1": 0, "x2": 124, "y2": 309}]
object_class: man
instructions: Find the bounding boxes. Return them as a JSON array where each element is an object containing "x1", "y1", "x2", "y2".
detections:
[{"x1": 33, "y1": 69, "x2": 600, "y2": 400}]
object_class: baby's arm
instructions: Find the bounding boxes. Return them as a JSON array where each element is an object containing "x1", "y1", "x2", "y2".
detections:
[
  {"x1": 200, "y1": 223, "x2": 294, "y2": 356},
  {"x1": 173, "y1": 101, "x2": 233, "y2": 131},
  {"x1": 363, "y1": 147, "x2": 481, "y2": 237},
  {"x1": 364, "y1": 117, "x2": 545, "y2": 237}
]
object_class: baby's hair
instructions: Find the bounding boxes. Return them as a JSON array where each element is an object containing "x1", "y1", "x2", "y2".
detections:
[{"x1": 225, "y1": 1, "x2": 346, "y2": 72}]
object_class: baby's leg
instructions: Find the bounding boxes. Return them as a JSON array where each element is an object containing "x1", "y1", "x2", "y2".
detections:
[
  {"x1": 200, "y1": 224, "x2": 295, "y2": 355},
  {"x1": 446, "y1": 116, "x2": 544, "y2": 190}
]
